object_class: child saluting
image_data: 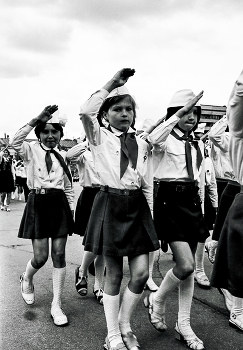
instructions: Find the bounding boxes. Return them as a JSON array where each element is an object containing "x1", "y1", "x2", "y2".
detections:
[{"x1": 80, "y1": 68, "x2": 160, "y2": 350}]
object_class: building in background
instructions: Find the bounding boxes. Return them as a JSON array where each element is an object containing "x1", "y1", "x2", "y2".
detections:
[{"x1": 200, "y1": 104, "x2": 227, "y2": 132}]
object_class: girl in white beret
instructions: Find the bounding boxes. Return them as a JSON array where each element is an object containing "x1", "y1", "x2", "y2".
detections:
[
  {"x1": 79, "y1": 68, "x2": 160, "y2": 350},
  {"x1": 142, "y1": 89, "x2": 208, "y2": 350},
  {"x1": 11, "y1": 106, "x2": 74, "y2": 327}
]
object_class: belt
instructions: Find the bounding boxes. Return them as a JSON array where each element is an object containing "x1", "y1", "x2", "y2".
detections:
[
  {"x1": 100, "y1": 185, "x2": 141, "y2": 196},
  {"x1": 30, "y1": 188, "x2": 63, "y2": 195},
  {"x1": 155, "y1": 181, "x2": 195, "y2": 193},
  {"x1": 83, "y1": 184, "x2": 101, "y2": 189}
]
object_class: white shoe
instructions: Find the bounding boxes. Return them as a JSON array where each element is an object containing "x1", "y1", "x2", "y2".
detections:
[
  {"x1": 11, "y1": 193, "x2": 15, "y2": 199},
  {"x1": 218, "y1": 288, "x2": 233, "y2": 311},
  {"x1": 20, "y1": 273, "x2": 35, "y2": 305},
  {"x1": 194, "y1": 273, "x2": 210, "y2": 289},
  {"x1": 229, "y1": 313, "x2": 243, "y2": 331},
  {"x1": 18, "y1": 195, "x2": 22, "y2": 201},
  {"x1": 5, "y1": 205, "x2": 10, "y2": 212},
  {"x1": 0, "y1": 205, "x2": 5, "y2": 211},
  {"x1": 51, "y1": 304, "x2": 68, "y2": 326}
]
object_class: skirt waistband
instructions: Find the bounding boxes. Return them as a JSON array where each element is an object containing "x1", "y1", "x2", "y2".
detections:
[
  {"x1": 30, "y1": 188, "x2": 63, "y2": 195},
  {"x1": 155, "y1": 181, "x2": 196, "y2": 193},
  {"x1": 100, "y1": 185, "x2": 141, "y2": 196}
]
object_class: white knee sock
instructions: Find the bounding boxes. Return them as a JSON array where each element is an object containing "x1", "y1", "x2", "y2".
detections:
[
  {"x1": 23, "y1": 259, "x2": 39, "y2": 293},
  {"x1": 103, "y1": 293, "x2": 123, "y2": 348},
  {"x1": 195, "y1": 242, "x2": 205, "y2": 277},
  {"x1": 178, "y1": 272, "x2": 194, "y2": 333},
  {"x1": 52, "y1": 267, "x2": 66, "y2": 308},
  {"x1": 153, "y1": 268, "x2": 181, "y2": 318},
  {"x1": 118, "y1": 286, "x2": 142, "y2": 334},
  {"x1": 94, "y1": 255, "x2": 105, "y2": 291},
  {"x1": 231, "y1": 296, "x2": 243, "y2": 317}
]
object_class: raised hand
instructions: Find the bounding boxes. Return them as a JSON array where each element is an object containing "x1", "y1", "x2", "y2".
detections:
[
  {"x1": 176, "y1": 91, "x2": 204, "y2": 119},
  {"x1": 36, "y1": 105, "x2": 58, "y2": 123},
  {"x1": 103, "y1": 68, "x2": 135, "y2": 92}
]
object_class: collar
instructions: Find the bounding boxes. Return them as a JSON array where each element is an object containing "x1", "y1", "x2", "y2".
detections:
[
  {"x1": 110, "y1": 125, "x2": 135, "y2": 136},
  {"x1": 40, "y1": 142, "x2": 58, "y2": 152},
  {"x1": 173, "y1": 127, "x2": 195, "y2": 139}
]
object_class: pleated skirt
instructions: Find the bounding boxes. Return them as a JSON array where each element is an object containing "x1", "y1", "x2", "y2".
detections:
[
  {"x1": 18, "y1": 189, "x2": 74, "y2": 239},
  {"x1": 83, "y1": 189, "x2": 160, "y2": 257}
]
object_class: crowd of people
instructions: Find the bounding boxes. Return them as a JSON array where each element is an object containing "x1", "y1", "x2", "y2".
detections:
[{"x1": 2, "y1": 67, "x2": 243, "y2": 350}]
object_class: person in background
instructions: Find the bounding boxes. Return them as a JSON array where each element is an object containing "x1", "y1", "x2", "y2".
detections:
[
  {"x1": 11, "y1": 106, "x2": 74, "y2": 327},
  {"x1": 66, "y1": 137, "x2": 105, "y2": 305},
  {"x1": 15, "y1": 159, "x2": 24, "y2": 200},
  {"x1": 193, "y1": 123, "x2": 218, "y2": 289},
  {"x1": 142, "y1": 89, "x2": 207, "y2": 350},
  {"x1": 80, "y1": 68, "x2": 160, "y2": 350},
  {"x1": 205, "y1": 115, "x2": 240, "y2": 264},
  {"x1": 211, "y1": 69, "x2": 243, "y2": 332},
  {"x1": 0, "y1": 148, "x2": 15, "y2": 212}
]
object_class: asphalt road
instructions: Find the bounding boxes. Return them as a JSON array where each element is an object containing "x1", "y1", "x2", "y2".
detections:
[{"x1": 1, "y1": 183, "x2": 243, "y2": 350}]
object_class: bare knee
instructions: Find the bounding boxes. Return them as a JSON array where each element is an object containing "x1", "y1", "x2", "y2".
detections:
[
  {"x1": 174, "y1": 261, "x2": 194, "y2": 280},
  {"x1": 131, "y1": 269, "x2": 149, "y2": 287},
  {"x1": 51, "y1": 251, "x2": 66, "y2": 267},
  {"x1": 32, "y1": 252, "x2": 48, "y2": 269}
]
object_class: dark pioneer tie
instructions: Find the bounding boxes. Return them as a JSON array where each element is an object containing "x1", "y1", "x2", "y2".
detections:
[
  {"x1": 119, "y1": 132, "x2": 138, "y2": 179},
  {"x1": 45, "y1": 149, "x2": 72, "y2": 184},
  {"x1": 171, "y1": 130, "x2": 203, "y2": 180}
]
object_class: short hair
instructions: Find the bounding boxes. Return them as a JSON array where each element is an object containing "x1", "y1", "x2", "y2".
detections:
[
  {"x1": 165, "y1": 106, "x2": 201, "y2": 132},
  {"x1": 34, "y1": 123, "x2": 64, "y2": 139},
  {"x1": 97, "y1": 94, "x2": 137, "y2": 130}
]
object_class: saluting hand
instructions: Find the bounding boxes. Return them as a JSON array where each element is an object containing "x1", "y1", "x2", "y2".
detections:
[
  {"x1": 176, "y1": 91, "x2": 204, "y2": 119},
  {"x1": 103, "y1": 68, "x2": 135, "y2": 92},
  {"x1": 36, "y1": 105, "x2": 58, "y2": 123}
]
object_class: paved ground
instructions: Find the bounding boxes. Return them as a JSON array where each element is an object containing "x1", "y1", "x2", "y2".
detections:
[{"x1": 1, "y1": 183, "x2": 243, "y2": 350}]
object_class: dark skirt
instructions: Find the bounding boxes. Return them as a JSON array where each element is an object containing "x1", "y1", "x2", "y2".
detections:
[
  {"x1": 216, "y1": 179, "x2": 228, "y2": 204},
  {"x1": 83, "y1": 188, "x2": 160, "y2": 257},
  {"x1": 211, "y1": 192, "x2": 243, "y2": 297},
  {"x1": 212, "y1": 181, "x2": 241, "y2": 241},
  {"x1": 74, "y1": 187, "x2": 100, "y2": 236},
  {"x1": 154, "y1": 181, "x2": 209, "y2": 248},
  {"x1": 18, "y1": 189, "x2": 74, "y2": 239},
  {"x1": 204, "y1": 186, "x2": 217, "y2": 230},
  {"x1": 15, "y1": 176, "x2": 24, "y2": 187},
  {"x1": 0, "y1": 171, "x2": 15, "y2": 193}
]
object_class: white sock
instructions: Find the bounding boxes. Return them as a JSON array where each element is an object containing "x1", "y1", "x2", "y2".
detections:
[
  {"x1": 103, "y1": 293, "x2": 123, "y2": 348},
  {"x1": 153, "y1": 268, "x2": 181, "y2": 318},
  {"x1": 195, "y1": 242, "x2": 206, "y2": 277},
  {"x1": 178, "y1": 272, "x2": 194, "y2": 333},
  {"x1": 52, "y1": 267, "x2": 66, "y2": 308},
  {"x1": 118, "y1": 287, "x2": 142, "y2": 334},
  {"x1": 231, "y1": 296, "x2": 243, "y2": 317},
  {"x1": 23, "y1": 259, "x2": 39, "y2": 293},
  {"x1": 94, "y1": 255, "x2": 105, "y2": 291}
]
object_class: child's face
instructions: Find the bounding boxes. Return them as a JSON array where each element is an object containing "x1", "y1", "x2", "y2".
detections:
[
  {"x1": 40, "y1": 124, "x2": 61, "y2": 149},
  {"x1": 104, "y1": 96, "x2": 134, "y2": 132},
  {"x1": 177, "y1": 107, "x2": 198, "y2": 132}
]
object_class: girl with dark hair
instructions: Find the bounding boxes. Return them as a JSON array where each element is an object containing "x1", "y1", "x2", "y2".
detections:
[
  {"x1": 142, "y1": 89, "x2": 208, "y2": 350},
  {"x1": 0, "y1": 148, "x2": 15, "y2": 211},
  {"x1": 11, "y1": 106, "x2": 74, "y2": 327},
  {"x1": 80, "y1": 68, "x2": 160, "y2": 350}
]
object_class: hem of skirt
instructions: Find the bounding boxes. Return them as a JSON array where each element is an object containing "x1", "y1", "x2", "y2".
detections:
[
  {"x1": 18, "y1": 232, "x2": 72, "y2": 239},
  {"x1": 84, "y1": 242, "x2": 160, "y2": 257},
  {"x1": 211, "y1": 282, "x2": 243, "y2": 298}
]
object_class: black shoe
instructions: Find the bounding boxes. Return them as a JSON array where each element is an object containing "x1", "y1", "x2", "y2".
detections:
[{"x1": 75, "y1": 267, "x2": 88, "y2": 296}]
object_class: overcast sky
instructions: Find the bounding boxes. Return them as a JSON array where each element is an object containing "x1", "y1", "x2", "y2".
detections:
[{"x1": 1, "y1": 0, "x2": 243, "y2": 140}]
